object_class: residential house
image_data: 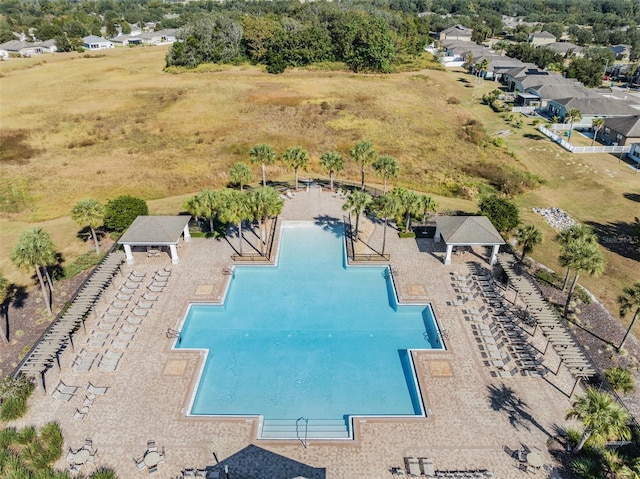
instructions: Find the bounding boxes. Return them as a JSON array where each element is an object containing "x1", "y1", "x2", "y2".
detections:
[
  {"x1": 610, "y1": 44, "x2": 631, "y2": 60},
  {"x1": 139, "y1": 29, "x2": 178, "y2": 45},
  {"x1": 600, "y1": 116, "x2": 640, "y2": 146},
  {"x1": 543, "y1": 42, "x2": 583, "y2": 57},
  {"x1": 525, "y1": 83, "x2": 594, "y2": 107},
  {"x1": 110, "y1": 34, "x2": 143, "y2": 47},
  {"x1": 83, "y1": 35, "x2": 114, "y2": 50},
  {"x1": 546, "y1": 97, "x2": 639, "y2": 123},
  {"x1": 440, "y1": 40, "x2": 488, "y2": 67},
  {"x1": 0, "y1": 40, "x2": 43, "y2": 57},
  {"x1": 470, "y1": 54, "x2": 524, "y2": 81},
  {"x1": 528, "y1": 31, "x2": 556, "y2": 46},
  {"x1": 501, "y1": 65, "x2": 549, "y2": 91},
  {"x1": 439, "y1": 24, "x2": 473, "y2": 42},
  {"x1": 626, "y1": 143, "x2": 640, "y2": 166}
]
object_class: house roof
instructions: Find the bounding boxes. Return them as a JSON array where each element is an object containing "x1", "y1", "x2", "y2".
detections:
[
  {"x1": 442, "y1": 24, "x2": 473, "y2": 37},
  {"x1": 0, "y1": 40, "x2": 42, "y2": 51},
  {"x1": 118, "y1": 216, "x2": 191, "y2": 246},
  {"x1": 527, "y1": 83, "x2": 593, "y2": 101},
  {"x1": 83, "y1": 35, "x2": 111, "y2": 43},
  {"x1": 553, "y1": 97, "x2": 639, "y2": 116},
  {"x1": 530, "y1": 31, "x2": 556, "y2": 39},
  {"x1": 604, "y1": 116, "x2": 640, "y2": 137},
  {"x1": 435, "y1": 216, "x2": 504, "y2": 245},
  {"x1": 544, "y1": 42, "x2": 582, "y2": 54}
]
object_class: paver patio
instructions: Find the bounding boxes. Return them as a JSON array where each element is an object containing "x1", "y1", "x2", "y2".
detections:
[{"x1": 13, "y1": 187, "x2": 581, "y2": 478}]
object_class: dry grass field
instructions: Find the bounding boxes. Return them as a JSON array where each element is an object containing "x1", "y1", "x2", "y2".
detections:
[{"x1": 1, "y1": 46, "x2": 638, "y2": 335}]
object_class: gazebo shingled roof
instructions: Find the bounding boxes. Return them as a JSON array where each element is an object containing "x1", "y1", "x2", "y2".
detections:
[
  {"x1": 118, "y1": 216, "x2": 191, "y2": 245},
  {"x1": 434, "y1": 216, "x2": 504, "y2": 265}
]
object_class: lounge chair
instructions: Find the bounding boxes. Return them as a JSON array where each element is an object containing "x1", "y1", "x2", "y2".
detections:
[
  {"x1": 136, "y1": 301, "x2": 153, "y2": 309},
  {"x1": 142, "y1": 293, "x2": 159, "y2": 301},
  {"x1": 419, "y1": 458, "x2": 436, "y2": 477},
  {"x1": 121, "y1": 324, "x2": 139, "y2": 333},
  {"x1": 65, "y1": 448, "x2": 76, "y2": 461},
  {"x1": 84, "y1": 438, "x2": 93, "y2": 449},
  {"x1": 405, "y1": 457, "x2": 421, "y2": 476},
  {"x1": 148, "y1": 285, "x2": 165, "y2": 293},
  {"x1": 147, "y1": 439, "x2": 156, "y2": 450},
  {"x1": 87, "y1": 382, "x2": 109, "y2": 395},
  {"x1": 116, "y1": 292, "x2": 132, "y2": 301},
  {"x1": 120, "y1": 286, "x2": 137, "y2": 295},
  {"x1": 73, "y1": 407, "x2": 88, "y2": 420},
  {"x1": 101, "y1": 314, "x2": 119, "y2": 323},
  {"x1": 87, "y1": 449, "x2": 97, "y2": 463},
  {"x1": 182, "y1": 469, "x2": 195, "y2": 477},
  {"x1": 98, "y1": 358, "x2": 120, "y2": 372},
  {"x1": 83, "y1": 394, "x2": 95, "y2": 407},
  {"x1": 117, "y1": 331, "x2": 135, "y2": 341},
  {"x1": 52, "y1": 390, "x2": 74, "y2": 402},
  {"x1": 111, "y1": 339, "x2": 130, "y2": 350},
  {"x1": 106, "y1": 308, "x2": 122, "y2": 316},
  {"x1": 72, "y1": 357, "x2": 95, "y2": 372},
  {"x1": 132, "y1": 308, "x2": 148, "y2": 317},
  {"x1": 127, "y1": 275, "x2": 144, "y2": 283},
  {"x1": 130, "y1": 271, "x2": 146, "y2": 278},
  {"x1": 56, "y1": 380, "x2": 79, "y2": 395},
  {"x1": 123, "y1": 281, "x2": 139, "y2": 289},
  {"x1": 97, "y1": 322, "x2": 115, "y2": 330},
  {"x1": 104, "y1": 350, "x2": 123, "y2": 360},
  {"x1": 156, "y1": 269, "x2": 171, "y2": 277},
  {"x1": 125, "y1": 316, "x2": 143, "y2": 325}
]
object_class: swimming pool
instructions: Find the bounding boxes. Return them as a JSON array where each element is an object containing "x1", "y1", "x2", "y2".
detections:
[{"x1": 176, "y1": 221, "x2": 443, "y2": 438}]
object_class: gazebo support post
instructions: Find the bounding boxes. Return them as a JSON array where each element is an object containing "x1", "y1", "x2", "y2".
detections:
[
  {"x1": 183, "y1": 225, "x2": 191, "y2": 242},
  {"x1": 490, "y1": 244, "x2": 500, "y2": 265},
  {"x1": 169, "y1": 244, "x2": 179, "y2": 265},
  {"x1": 444, "y1": 244, "x2": 453, "y2": 265},
  {"x1": 123, "y1": 244, "x2": 134, "y2": 265}
]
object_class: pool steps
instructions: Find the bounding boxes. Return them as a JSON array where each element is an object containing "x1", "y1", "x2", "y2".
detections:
[{"x1": 260, "y1": 418, "x2": 350, "y2": 439}]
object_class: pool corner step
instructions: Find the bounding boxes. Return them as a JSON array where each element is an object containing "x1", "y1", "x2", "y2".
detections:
[{"x1": 260, "y1": 418, "x2": 350, "y2": 440}]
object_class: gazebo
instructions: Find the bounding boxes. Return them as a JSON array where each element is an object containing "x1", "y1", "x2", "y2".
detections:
[
  {"x1": 118, "y1": 216, "x2": 191, "y2": 265},
  {"x1": 434, "y1": 216, "x2": 505, "y2": 266}
]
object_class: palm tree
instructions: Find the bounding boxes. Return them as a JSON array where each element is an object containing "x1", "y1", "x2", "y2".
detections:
[
  {"x1": 218, "y1": 189, "x2": 251, "y2": 256},
  {"x1": 605, "y1": 367, "x2": 635, "y2": 394},
  {"x1": 183, "y1": 189, "x2": 222, "y2": 233},
  {"x1": 560, "y1": 239, "x2": 605, "y2": 317},
  {"x1": 373, "y1": 193, "x2": 400, "y2": 255},
  {"x1": 417, "y1": 194, "x2": 438, "y2": 226},
  {"x1": 0, "y1": 272, "x2": 9, "y2": 342},
  {"x1": 342, "y1": 190, "x2": 372, "y2": 240},
  {"x1": 229, "y1": 162, "x2": 253, "y2": 192},
  {"x1": 565, "y1": 108, "x2": 582, "y2": 141},
  {"x1": 617, "y1": 282, "x2": 640, "y2": 351},
  {"x1": 591, "y1": 117, "x2": 605, "y2": 146},
  {"x1": 71, "y1": 198, "x2": 105, "y2": 254},
  {"x1": 282, "y1": 147, "x2": 310, "y2": 190},
  {"x1": 477, "y1": 58, "x2": 489, "y2": 83},
  {"x1": 11, "y1": 228, "x2": 57, "y2": 315},
  {"x1": 557, "y1": 225, "x2": 598, "y2": 291},
  {"x1": 350, "y1": 140, "x2": 377, "y2": 190},
  {"x1": 249, "y1": 144, "x2": 276, "y2": 187},
  {"x1": 391, "y1": 186, "x2": 420, "y2": 233},
  {"x1": 319, "y1": 151, "x2": 344, "y2": 191},
  {"x1": 515, "y1": 224, "x2": 543, "y2": 261},
  {"x1": 248, "y1": 187, "x2": 284, "y2": 254},
  {"x1": 566, "y1": 387, "x2": 630, "y2": 453},
  {"x1": 371, "y1": 154, "x2": 399, "y2": 194}
]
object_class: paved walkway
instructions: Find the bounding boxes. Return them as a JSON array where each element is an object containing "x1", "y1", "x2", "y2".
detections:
[{"x1": 14, "y1": 188, "x2": 580, "y2": 478}]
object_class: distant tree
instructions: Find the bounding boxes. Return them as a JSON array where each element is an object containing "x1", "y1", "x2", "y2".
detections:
[
  {"x1": 342, "y1": 190, "x2": 372, "y2": 240},
  {"x1": 543, "y1": 22, "x2": 564, "y2": 40},
  {"x1": 566, "y1": 57, "x2": 604, "y2": 88},
  {"x1": 617, "y1": 282, "x2": 640, "y2": 351},
  {"x1": 560, "y1": 239, "x2": 605, "y2": 317},
  {"x1": 282, "y1": 147, "x2": 310, "y2": 190},
  {"x1": 567, "y1": 388, "x2": 630, "y2": 454},
  {"x1": 229, "y1": 162, "x2": 253, "y2": 192},
  {"x1": 350, "y1": 140, "x2": 377, "y2": 190},
  {"x1": 104, "y1": 195, "x2": 148, "y2": 233},
  {"x1": 183, "y1": 189, "x2": 220, "y2": 233},
  {"x1": 492, "y1": 40, "x2": 509, "y2": 55},
  {"x1": 11, "y1": 228, "x2": 57, "y2": 315},
  {"x1": 478, "y1": 196, "x2": 519, "y2": 235},
  {"x1": 515, "y1": 224, "x2": 543, "y2": 261},
  {"x1": 564, "y1": 108, "x2": 582, "y2": 140},
  {"x1": 591, "y1": 118, "x2": 605, "y2": 146},
  {"x1": 249, "y1": 144, "x2": 276, "y2": 188},
  {"x1": 319, "y1": 151, "x2": 344, "y2": 191},
  {"x1": 71, "y1": 199, "x2": 104, "y2": 254},
  {"x1": 417, "y1": 194, "x2": 438, "y2": 225},
  {"x1": 372, "y1": 154, "x2": 399, "y2": 193},
  {"x1": 557, "y1": 225, "x2": 599, "y2": 292}
]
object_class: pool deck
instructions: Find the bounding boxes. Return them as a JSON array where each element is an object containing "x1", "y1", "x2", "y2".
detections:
[{"x1": 14, "y1": 187, "x2": 580, "y2": 478}]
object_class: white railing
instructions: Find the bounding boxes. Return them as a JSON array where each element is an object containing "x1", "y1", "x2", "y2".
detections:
[
  {"x1": 511, "y1": 106, "x2": 536, "y2": 113},
  {"x1": 537, "y1": 125, "x2": 632, "y2": 154},
  {"x1": 547, "y1": 123, "x2": 592, "y2": 131}
]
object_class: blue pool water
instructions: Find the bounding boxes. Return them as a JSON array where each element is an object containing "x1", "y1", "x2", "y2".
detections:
[{"x1": 177, "y1": 221, "x2": 442, "y2": 424}]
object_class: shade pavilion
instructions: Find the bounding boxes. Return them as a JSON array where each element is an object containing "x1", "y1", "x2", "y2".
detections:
[
  {"x1": 118, "y1": 216, "x2": 191, "y2": 265},
  {"x1": 434, "y1": 216, "x2": 505, "y2": 265}
]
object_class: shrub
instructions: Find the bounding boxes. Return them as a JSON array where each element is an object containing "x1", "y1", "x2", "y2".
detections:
[
  {"x1": 104, "y1": 195, "x2": 148, "y2": 232},
  {"x1": 605, "y1": 367, "x2": 635, "y2": 394},
  {"x1": 460, "y1": 118, "x2": 487, "y2": 145},
  {"x1": 535, "y1": 269, "x2": 561, "y2": 288},
  {"x1": 0, "y1": 396, "x2": 28, "y2": 421},
  {"x1": 447, "y1": 96, "x2": 460, "y2": 105},
  {"x1": 0, "y1": 376, "x2": 34, "y2": 421},
  {"x1": 398, "y1": 231, "x2": 416, "y2": 238},
  {"x1": 478, "y1": 195, "x2": 519, "y2": 235},
  {"x1": 491, "y1": 137, "x2": 505, "y2": 147},
  {"x1": 62, "y1": 251, "x2": 104, "y2": 279}
]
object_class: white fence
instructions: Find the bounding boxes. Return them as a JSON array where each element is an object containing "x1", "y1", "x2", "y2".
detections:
[
  {"x1": 511, "y1": 106, "x2": 536, "y2": 114},
  {"x1": 537, "y1": 125, "x2": 631, "y2": 154}
]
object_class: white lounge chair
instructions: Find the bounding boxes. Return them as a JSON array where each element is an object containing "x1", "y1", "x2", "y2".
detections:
[{"x1": 87, "y1": 382, "x2": 109, "y2": 395}]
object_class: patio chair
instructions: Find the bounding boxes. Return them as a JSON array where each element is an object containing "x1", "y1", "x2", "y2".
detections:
[
  {"x1": 405, "y1": 457, "x2": 421, "y2": 477},
  {"x1": 128, "y1": 275, "x2": 144, "y2": 283},
  {"x1": 195, "y1": 469, "x2": 207, "y2": 477},
  {"x1": 87, "y1": 449, "x2": 97, "y2": 463},
  {"x1": 148, "y1": 285, "x2": 165, "y2": 293},
  {"x1": 116, "y1": 292, "x2": 132, "y2": 301},
  {"x1": 121, "y1": 324, "x2": 139, "y2": 333},
  {"x1": 104, "y1": 350, "x2": 123, "y2": 360},
  {"x1": 123, "y1": 281, "x2": 140, "y2": 289},
  {"x1": 56, "y1": 380, "x2": 79, "y2": 395},
  {"x1": 147, "y1": 440, "x2": 156, "y2": 449},
  {"x1": 87, "y1": 382, "x2": 109, "y2": 395},
  {"x1": 52, "y1": 390, "x2": 74, "y2": 402},
  {"x1": 148, "y1": 465, "x2": 158, "y2": 475},
  {"x1": 85, "y1": 438, "x2": 93, "y2": 449},
  {"x1": 111, "y1": 300, "x2": 128, "y2": 309},
  {"x1": 182, "y1": 468, "x2": 195, "y2": 477},
  {"x1": 65, "y1": 448, "x2": 76, "y2": 461},
  {"x1": 72, "y1": 357, "x2": 95, "y2": 372},
  {"x1": 158, "y1": 448, "x2": 166, "y2": 463},
  {"x1": 83, "y1": 394, "x2": 95, "y2": 407},
  {"x1": 142, "y1": 293, "x2": 159, "y2": 301},
  {"x1": 120, "y1": 286, "x2": 137, "y2": 295},
  {"x1": 156, "y1": 269, "x2": 171, "y2": 277},
  {"x1": 117, "y1": 330, "x2": 135, "y2": 341},
  {"x1": 130, "y1": 271, "x2": 146, "y2": 278},
  {"x1": 100, "y1": 314, "x2": 119, "y2": 323},
  {"x1": 98, "y1": 357, "x2": 120, "y2": 372},
  {"x1": 134, "y1": 457, "x2": 146, "y2": 471},
  {"x1": 74, "y1": 407, "x2": 88, "y2": 420},
  {"x1": 111, "y1": 339, "x2": 130, "y2": 350},
  {"x1": 132, "y1": 308, "x2": 148, "y2": 317},
  {"x1": 97, "y1": 322, "x2": 115, "y2": 331},
  {"x1": 136, "y1": 301, "x2": 153, "y2": 309},
  {"x1": 125, "y1": 316, "x2": 143, "y2": 325},
  {"x1": 106, "y1": 308, "x2": 123, "y2": 316}
]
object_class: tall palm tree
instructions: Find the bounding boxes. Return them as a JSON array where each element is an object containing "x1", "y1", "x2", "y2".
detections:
[
  {"x1": 515, "y1": 224, "x2": 543, "y2": 261},
  {"x1": 282, "y1": 147, "x2": 310, "y2": 190},
  {"x1": 591, "y1": 117, "x2": 605, "y2": 146},
  {"x1": 248, "y1": 187, "x2": 284, "y2": 254},
  {"x1": 71, "y1": 198, "x2": 104, "y2": 254},
  {"x1": 249, "y1": 144, "x2": 276, "y2": 187},
  {"x1": 342, "y1": 190, "x2": 372, "y2": 240},
  {"x1": 11, "y1": 228, "x2": 57, "y2": 315},
  {"x1": 417, "y1": 194, "x2": 438, "y2": 226},
  {"x1": 617, "y1": 282, "x2": 640, "y2": 351},
  {"x1": 350, "y1": 140, "x2": 377, "y2": 190},
  {"x1": 391, "y1": 186, "x2": 420, "y2": 233},
  {"x1": 565, "y1": 108, "x2": 582, "y2": 141},
  {"x1": 319, "y1": 151, "x2": 344, "y2": 191},
  {"x1": 228, "y1": 162, "x2": 253, "y2": 192},
  {"x1": 557, "y1": 225, "x2": 598, "y2": 291},
  {"x1": 373, "y1": 193, "x2": 400, "y2": 255},
  {"x1": 184, "y1": 189, "x2": 222, "y2": 233},
  {"x1": 560, "y1": 239, "x2": 605, "y2": 317},
  {"x1": 218, "y1": 189, "x2": 251, "y2": 256},
  {"x1": 566, "y1": 387, "x2": 630, "y2": 454},
  {"x1": 371, "y1": 154, "x2": 399, "y2": 194}
]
